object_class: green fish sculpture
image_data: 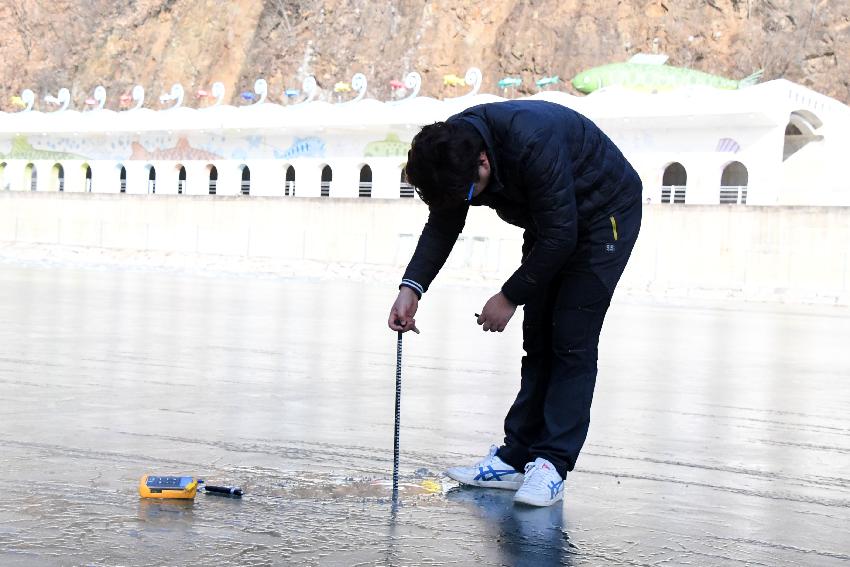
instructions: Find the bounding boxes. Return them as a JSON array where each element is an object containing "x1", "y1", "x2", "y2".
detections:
[{"x1": 571, "y1": 54, "x2": 763, "y2": 94}]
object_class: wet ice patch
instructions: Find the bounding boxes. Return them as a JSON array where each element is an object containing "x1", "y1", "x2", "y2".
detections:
[
  {"x1": 259, "y1": 471, "x2": 450, "y2": 501},
  {"x1": 206, "y1": 463, "x2": 454, "y2": 506}
]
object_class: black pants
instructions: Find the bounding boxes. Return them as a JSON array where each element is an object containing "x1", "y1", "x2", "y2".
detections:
[{"x1": 497, "y1": 197, "x2": 642, "y2": 478}]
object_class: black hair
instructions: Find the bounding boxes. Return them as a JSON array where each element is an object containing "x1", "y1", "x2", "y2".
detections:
[{"x1": 404, "y1": 121, "x2": 484, "y2": 209}]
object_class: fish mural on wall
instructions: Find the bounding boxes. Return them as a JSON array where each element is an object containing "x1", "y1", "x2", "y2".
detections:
[
  {"x1": 572, "y1": 54, "x2": 764, "y2": 94},
  {"x1": 129, "y1": 138, "x2": 222, "y2": 161},
  {"x1": 716, "y1": 138, "x2": 741, "y2": 153},
  {"x1": 364, "y1": 133, "x2": 411, "y2": 157},
  {"x1": 273, "y1": 137, "x2": 326, "y2": 160},
  {"x1": 0, "y1": 136, "x2": 89, "y2": 160}
]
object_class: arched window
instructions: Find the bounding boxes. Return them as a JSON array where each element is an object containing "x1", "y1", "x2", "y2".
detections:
[
  {"x1": 720, "y1": 162, "x2": 749, "y2": 205},
  {"x1": 147, "y1": 166, "x2": 157, "y2": 194},
  {"x1": 119, "y1": 166, "x2": 127, "y2": 193},
  {"x1": 0, "y1": 162, "x2": 7, "y2": 191},
  {"x1": 784, "y1": 110, "x2": 823, "y2": 161},
  {"x1": 208, "y1": 165, "x2": 218, "y2": 195},
  {"x1": 358, "y1": 165, "x2": 372, "y2": 198},
  {"x1": 52, "y1": 163, "x2": 64, "y2": 192},
  {"x1": 240, "y1": 166, "x2": 250, "y2": 195},
  {"x1": 285, "y1": 165, "x2": 295, "y2": 196},
  {"x1": 83, "y1": 164, "x2": 92, "y2": 192},
  {"x1": 320, "y1": 165, "x2": 332, "y2": 197},
  {"x1": 399, "y1": 167, "x2": 414, "y2": 198},
  {"x1": 661, "y1": 162, "x2": 687, "y2": 204},
  {"x1": 25, "y1": 163, "x2": 37, "y2": 191},
  {"x1": 178, "y1": 165, "x2": 187, "y2": 195}
]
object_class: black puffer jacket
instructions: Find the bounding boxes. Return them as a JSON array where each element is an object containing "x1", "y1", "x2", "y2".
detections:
[{"x1": 402, "y1": 100, "x2": 642, "y2": 305}]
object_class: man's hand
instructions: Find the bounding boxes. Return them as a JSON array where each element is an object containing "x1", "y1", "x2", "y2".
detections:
[
  {"x1": 476, "y1": 292, "x2": 517, "y2": 332},
  {"x1": 388, "y1": 287, "x2": 421, "y2": 334}
]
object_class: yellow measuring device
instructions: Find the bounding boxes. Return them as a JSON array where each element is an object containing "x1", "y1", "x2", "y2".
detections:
[{"x1": 138, "y1": 475, "x2": 199, "y2": 499}]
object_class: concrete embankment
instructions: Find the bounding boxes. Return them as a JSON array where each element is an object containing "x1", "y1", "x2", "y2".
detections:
[{"x1": 0, "y1": 192, "x2": 847, "y2": 305}]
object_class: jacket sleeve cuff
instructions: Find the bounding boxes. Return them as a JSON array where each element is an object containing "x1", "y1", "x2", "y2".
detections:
[
  {"x1": 500, "y1": 283, "x2": 523, "y2": 306},
  {"x1": 400, "y1": 279, "x2": 424, "y2": 299}
]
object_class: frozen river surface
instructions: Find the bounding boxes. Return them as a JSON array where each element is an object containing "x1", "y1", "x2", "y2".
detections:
[{"x1": 0, "y1": 266, "x2": 848, "y2": 566}]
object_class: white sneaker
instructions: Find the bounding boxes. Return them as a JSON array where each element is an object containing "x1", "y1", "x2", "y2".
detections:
[
  {"x1": 513, "y1": 458, "x2": 564, "y2": 507},
  {"x1": 446, "y1": 445, "x2": 524, "y2": 490}
]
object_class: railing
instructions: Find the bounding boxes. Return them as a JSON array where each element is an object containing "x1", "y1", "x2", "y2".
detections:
[
  {"x1": 320, "y1": 181, "x2": 330, "y2": 197},
  {"x1": 58, "y1": 177, "x2": 65, "y2": 192},
  {"x1": 358, "y1": 181, "x2": 372, "y2": 198},
  {"x1": 285, "y1": 180, "x2": 295, "y2": 196},
  {"x1": 208, "y1": 180, "x2": 217, "y2": 195},
  {"x1": 400, "y1": 182, "x2": 415, "y2": 198},
  {"x1": 660, "y1": 185, "x2": 686, "y2": 204},
  {"x1": 30, "y1": 176, "x2": 37, "y2": 191},
  {"x1": 240, "y1": 181, "x2": 250, "y2": 195},
  {"x1": 147, "y1": 180, "x2": 156, "y2": 194},
  {"x1": 85, "y1": 179, "x2": 92, "y2": 193},
  {"x1": 719, "y1": 185, "x2": 748, "y2": 205},
  {"x1": 178, "y1": 180, "x2": 186, "y2": 195},
  {"x1": 120, "y1": 179, "x2": 127, "y2": 193}
]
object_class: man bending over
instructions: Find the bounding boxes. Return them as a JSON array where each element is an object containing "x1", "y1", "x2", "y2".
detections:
[{"x1": 388, "y1": 100, "x2": 642, "y2": 507}]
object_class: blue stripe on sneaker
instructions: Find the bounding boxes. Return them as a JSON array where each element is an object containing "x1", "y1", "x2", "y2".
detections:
[{"x1": 473, "y1": 465, "x2": 516, "y2": 482}]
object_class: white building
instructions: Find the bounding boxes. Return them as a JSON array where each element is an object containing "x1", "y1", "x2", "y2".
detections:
[{"x1": 1, "y1": 78, "x2": 848, "y2": 206}]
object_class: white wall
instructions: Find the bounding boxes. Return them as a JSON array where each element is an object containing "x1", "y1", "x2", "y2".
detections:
[
  {"x1": 1, "y1": 148, "x2": 783, "y2": 208},
  {"x1": 612, "y1": 124, "x2": 783, "y2": 206},
  {"x1": 3, "y1": 103, "x2": 846, "y2": 207},
  {"x1": 0, "y1": 193, "x2": 847, "y2": 305},
  {"x1": 778, "y1": 118, "x2": 850, "y2": 206}
]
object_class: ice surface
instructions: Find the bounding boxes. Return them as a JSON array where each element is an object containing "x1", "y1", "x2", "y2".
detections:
[{"x1": 0, "y1": 266, "x2": 848, "y2": 566}]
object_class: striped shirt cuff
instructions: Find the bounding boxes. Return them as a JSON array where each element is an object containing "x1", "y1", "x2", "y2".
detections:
[{"x1": 399, "y1": 279, "x2": 424, "y2": 299}]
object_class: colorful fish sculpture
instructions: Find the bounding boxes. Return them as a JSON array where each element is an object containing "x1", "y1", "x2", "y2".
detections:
[
  {"x1": 572, "y1": 54, "x2": 763, "y2": 94},
  {"x1": 443, "y1": 74, "x2": 466, "y2": 87},
  {"x1": 498, "y1": 77, "x2": 522, "y2": 89},
  {"x1": 536, "y1": 76, "x2": 560, "y2": 88}
]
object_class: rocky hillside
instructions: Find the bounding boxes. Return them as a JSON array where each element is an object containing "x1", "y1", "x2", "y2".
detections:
[{"x1": 1, "y1": 0, "x2": 847, "y2": 111}]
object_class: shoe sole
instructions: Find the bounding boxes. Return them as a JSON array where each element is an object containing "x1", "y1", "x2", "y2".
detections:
[
  {"x1": 513, "y1": 492, "x2": 564, "y2": 507},
  {"x1": 446, "y1": 470, "x2": 523, "y2": 490}
]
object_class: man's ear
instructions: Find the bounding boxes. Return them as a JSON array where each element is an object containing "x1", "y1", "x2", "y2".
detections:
[{"x1": 479, "y1": 151, "x2": 489, "y2": 167}]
